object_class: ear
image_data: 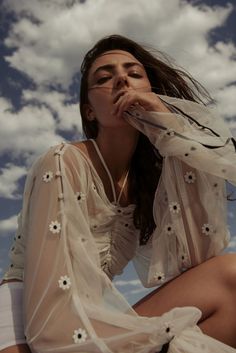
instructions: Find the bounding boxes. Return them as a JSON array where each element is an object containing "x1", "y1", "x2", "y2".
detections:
[{"x1": 84, "y1": 104, "x2": 96, "y2": 121}]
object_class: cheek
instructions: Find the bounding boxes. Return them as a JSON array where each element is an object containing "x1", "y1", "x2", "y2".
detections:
[
  {"x1": 144, "y1": 78, "x2": 152, "y2": 91},
  {"x1": 88, "y1": 91, "x2": 113, "y2": 114},
  {"x1": 90, "y1": 89, "x2": 112, "y2": 103},
  {"x1": 136, "y1": 78, "x2": 152, "y2": 92}
]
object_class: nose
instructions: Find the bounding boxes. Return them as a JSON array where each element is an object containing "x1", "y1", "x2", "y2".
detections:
[{"x1": 114, "y1": 73, "x2": 129, "y2": 89}]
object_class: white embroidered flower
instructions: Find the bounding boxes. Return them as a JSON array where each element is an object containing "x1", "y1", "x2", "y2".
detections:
[
  {"x1": 153, "y1": 272, "x2": 165, "y2": 284},
  {"x1": 165, "y1": 128, "x2": 175, "y2": 137},
  {"x1": 75, "y1": 191, "x2": 86, "y2": 202},
  {"x1": 159, "y1": 128, "x2": 175, "y2": 140},
  {"x1": 202, "y1": 223, "x2": 214, "y2": 236},
  {"x1": 72, "y1": 328, "x2": 88, "y2": 344},
  {"x1": 169, "y1": 202, "x2": 181, "y2": 214},
  {"x1": 49, "y1": 220, "x2": 61, "y2": 234},
  {"x1": 164, "y1": 223, "x2": 174, "y2": 235},
  {"x1": 58, "y1": 275, "x2": 71, "y2": 290},
  {"x1": 184, "y1": 171, "x2": 196, "y2": 184},
  {"x1": 161, "y1": 321, "x2": 175, "y2": 339},
  {"x1": 42, "y1": 171, "x2": 53, "y2": 183}
]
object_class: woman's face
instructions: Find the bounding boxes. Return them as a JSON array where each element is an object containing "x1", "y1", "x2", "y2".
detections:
[{"x1": 85, "y1": 50, "x2": 152, "y2": 129}]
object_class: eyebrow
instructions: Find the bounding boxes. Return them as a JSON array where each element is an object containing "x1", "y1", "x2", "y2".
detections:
[{"x1": 92, "y1": 62, "x2": 144, "y2": 76}]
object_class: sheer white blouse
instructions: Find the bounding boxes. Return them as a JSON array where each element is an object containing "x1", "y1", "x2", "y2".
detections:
[{"x1": 3, "y1": 95, "x2": 236, "y2": 353}]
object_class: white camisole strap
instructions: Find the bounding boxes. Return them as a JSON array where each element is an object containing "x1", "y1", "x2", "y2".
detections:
[{"x1": 90, "y1": 139, "x2": 129, "y2": 205}]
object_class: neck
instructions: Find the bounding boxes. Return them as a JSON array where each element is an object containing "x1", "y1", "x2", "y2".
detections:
[{"x1": 95, "y1": 127, "x2": 139, "y2": 182}]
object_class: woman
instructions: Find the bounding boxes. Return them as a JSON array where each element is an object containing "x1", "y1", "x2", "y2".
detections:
[{"x1": 1, "y1": 34, "x2": 236, "y2": 353}]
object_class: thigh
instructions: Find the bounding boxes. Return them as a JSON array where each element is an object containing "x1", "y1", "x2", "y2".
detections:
[
  {"x1": 1, "y1": 344, "x2": 31, "y2": 353},
  {"x1": 133, "y1": 254, "x2": 236, "y2": 320}
]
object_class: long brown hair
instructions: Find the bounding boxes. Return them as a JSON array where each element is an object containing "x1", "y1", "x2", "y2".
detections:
[{"x1": 79, "y1": 34, "x2": 211, "y2": 245}]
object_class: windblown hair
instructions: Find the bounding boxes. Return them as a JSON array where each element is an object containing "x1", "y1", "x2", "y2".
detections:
[{"x1": 79, "y1": 34, "x2": 211, "y2": 245}]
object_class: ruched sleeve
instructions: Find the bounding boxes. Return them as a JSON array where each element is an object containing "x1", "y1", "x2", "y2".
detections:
[
  {"x1": 21, "y1": 142, "x2": 236, "y2": 353},
  {"x1": 126, "y1": 95, "x2": 236, "y2": 287}
]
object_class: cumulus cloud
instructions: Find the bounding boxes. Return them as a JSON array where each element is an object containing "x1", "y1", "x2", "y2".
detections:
[
  {"x1": 114, "y1": 279, "x2": 142, "y2": 287},
  {"x1": 0, "y1": 163, "x2": 27, "y2": 199},
  {"x1": 2, "y1": 0, "x2": 235, "y2": 92},
  {"x1": 0, "y1": 214, "x2": 18, "y2": 234},
  {"x1": 2, "y1": 0, "x2": 235, "y2": 127},
  {"x1": 214, "y1": 85, "x2": 236, "y2": 136},
  {"x1": 227, "y1": 238, "x2": 236, "y2": 253},
  {"x1": 125, "y1": 287, "x2": 150, "y2": 296},
  {"x1": 22, "y1": 89, "x2": 82, "y2": 132},
  {"x1": 0, "y1": 96, "x2": 66, "y2": 161},
  {"x1": 228, "y1": 211, "x2": 235, "y2": 219},
  {"x1": 0, "y1": 0, "x2": 235, "y2": 184}
]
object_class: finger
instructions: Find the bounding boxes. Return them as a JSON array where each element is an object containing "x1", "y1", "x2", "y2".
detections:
[
  {"x1": 116, "y1": 94, "x2": 132, "y2": 118},
  {"x1": 113, "y1": 92, "x2": 133, "y2": 116},
  {"x1": 112, "y1": 91, "x2": 129, "y2": 115}
]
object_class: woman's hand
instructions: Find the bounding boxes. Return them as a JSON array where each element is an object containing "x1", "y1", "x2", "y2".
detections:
[{"x1": 112, "y1": 90, "x2": 170, "y2": 118}]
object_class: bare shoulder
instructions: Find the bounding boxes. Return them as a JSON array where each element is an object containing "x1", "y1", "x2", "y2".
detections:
[{"x1": 70, "y1": 140, "x2": 94, "y2": 159}]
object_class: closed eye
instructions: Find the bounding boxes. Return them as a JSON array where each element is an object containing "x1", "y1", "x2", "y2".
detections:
[
  {"x1": 96, "y1": 76, "x2": 111, "y2": 84},
  {"x1": 129, "y1": 72, "x2": 143, "y2": 78}
]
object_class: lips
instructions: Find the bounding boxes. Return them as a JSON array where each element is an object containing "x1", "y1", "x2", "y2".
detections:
[{"x1": 113, "y1": 90, "x2": 128, "y2": 104}]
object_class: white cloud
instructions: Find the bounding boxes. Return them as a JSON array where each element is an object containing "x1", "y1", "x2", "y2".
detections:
[
  {"x1": 214, "y1": 85, "x2": 236, "y2": 137},
  {"x1": 3, "y1": 1, "x2": 235, "y2": 91},
  {"x1": 0, "y1": 96, "x2": 64, "y2": 161},
  {"x1": 0, "y1": 215, "x2": 17, "y2": 234},
  {"x1": 2, "y1": 0, "x2": 235, "y2": 127},
  {"x1": 114, "y1": 279, "x2": 142, "y2": 287},
  {"x1": 228, "y1": 211, "x2": 235, "y2": 219},
  {"x1": 23, "y1": 89, "x2": 82, "y2": 132},
  {"x1": 0, "y1": 164, "x2": 27, "y2": 199},
  {"x1": 125, "y1": 287, "x2": 150, "y2": 296}
]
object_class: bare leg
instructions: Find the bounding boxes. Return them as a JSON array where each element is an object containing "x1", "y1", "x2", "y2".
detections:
[
  {"x1": 133, "y1": 254, "x2": 236, "y2": 348},
  {"x1": 1, "y1": 345, "x2": 31, "y2": 353}
]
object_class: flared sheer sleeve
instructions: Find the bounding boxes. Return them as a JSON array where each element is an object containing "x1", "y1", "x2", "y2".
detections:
[
  {"x1": 21, "y1": 142, "x2": 236, "y2": 353},
  {"x1": 3, "y1": 212, "x2": 25, "y2": 281},
  {"x1": 3, "y1": 159, "x2": 39, "y2": 282},
  {"x1": 127, "y1": 95, "x2": 236, "y2": 287}
]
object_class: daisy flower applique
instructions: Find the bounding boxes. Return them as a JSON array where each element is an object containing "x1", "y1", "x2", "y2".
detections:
[
  {"x1": 72, "y1": 328, "x2": 88, "y2": 344},
  {"x1": 75, "y1": 191, "x2": 86, "y2": 203},
  {"x1": 42, "y1": 171, "x2": 53, "y2": 183},
  {"x1": 164, "y1": 223, "x2": 174, "y2": 235},
  {"x1": 165, "y1": 128, "x2": 175, "y2": 137},
  {"x1": 49, "y1": 220, "x2": 61, "y2": 234},
  {"x1": 161, "y1": 321, "x2": 175, "y2": 339},
  {"x1": 58, "y1": 275, "x2": 71, "y2": 290},
  {"x1": 159, "y1": 128, "x2": 175, "y2": 141},
  {"x1": 202, "y1": 223, "x2": 214, "y2": 236},
  {"x1": 169, "y1": 202, "x2": 181, "y2": 214},
  {"x1": 184, "y1": 171, "x2": 196, "y2": 184},
  {"x1": 153, "y1": 272, "x2": 165, "y2": 284}
]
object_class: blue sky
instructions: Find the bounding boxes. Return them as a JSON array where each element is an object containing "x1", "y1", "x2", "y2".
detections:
[{"x1": 0, "y1": 0, "x2": 235, "y2": 304}]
